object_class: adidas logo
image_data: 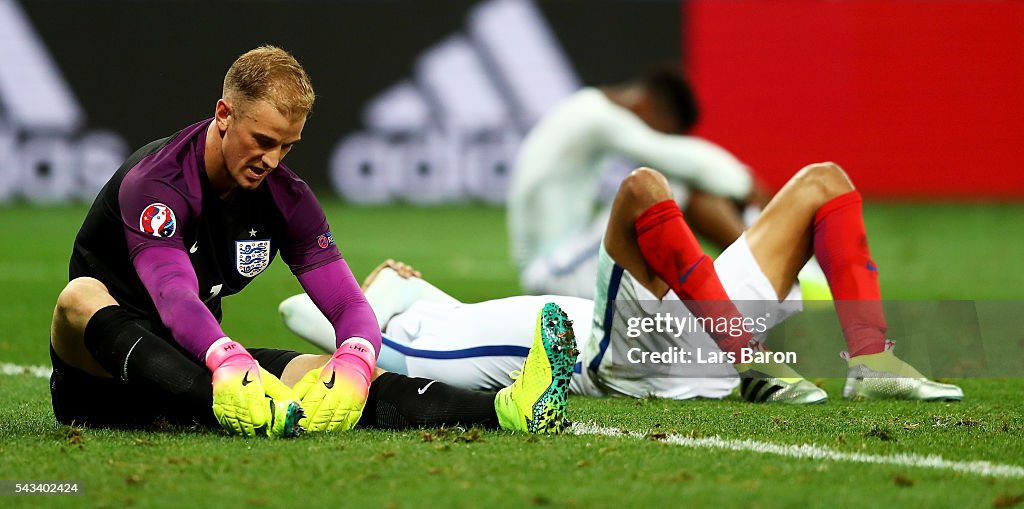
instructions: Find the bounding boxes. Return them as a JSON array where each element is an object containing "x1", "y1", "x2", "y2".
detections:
[
  {"x1": 328, "y1": 0, "x2": 580, "y2": 205},
  {"x1": 0, "y1": 0, "x2": 127, "y2": 204}
]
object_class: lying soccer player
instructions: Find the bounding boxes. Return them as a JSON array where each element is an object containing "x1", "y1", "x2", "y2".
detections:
[
  {"x1": 281, "y1": 164, "x2": 963, "y2": 403},
  {"x1": 48, "y1": 46, "x2": 575, "y2": 437}
]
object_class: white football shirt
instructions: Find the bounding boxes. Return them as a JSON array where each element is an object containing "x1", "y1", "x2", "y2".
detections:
[{"x1": 508, "y1": 87, "x2": 753, "y2": 268}]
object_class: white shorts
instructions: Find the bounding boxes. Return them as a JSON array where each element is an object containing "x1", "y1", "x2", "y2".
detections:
[
  {"x1": 383, "y1": 295, "x2": 605, "y2": 396},
  {"x1": 519, "y1": 208, "x2": 611, "y2": 299},
  {"x1": 582, "y1": 233, "x2": 803, "y2": 399}
]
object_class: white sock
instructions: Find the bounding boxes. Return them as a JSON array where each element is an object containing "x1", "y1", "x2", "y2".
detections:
[{"x1": 278, "y1": 294, "x2": 335, "y2": 352}]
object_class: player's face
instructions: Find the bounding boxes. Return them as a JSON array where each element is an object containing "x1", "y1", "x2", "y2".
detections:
[
  {"x1": 644, "y1": 112, "x2": 680, "y2": 135},
  {"x1": 638, "y1": 106, "x2": 680, "y2": 135},
  {"x1": 635, "y1": 90, "x2": 681, "y2": 135},
  {"x1": 216, "y1": 99, "x2": 305, "y2": 191}
]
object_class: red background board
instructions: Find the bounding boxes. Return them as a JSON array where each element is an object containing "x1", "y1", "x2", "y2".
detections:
[{"x1": 686, "y1": 0, "x2": 1024, "y2": 198}]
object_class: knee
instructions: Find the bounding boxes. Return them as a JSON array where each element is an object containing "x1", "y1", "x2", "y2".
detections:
[
  {"x1": 792, "y1": 162, "x2": 854, "y2": 204},
  {"x1": 617, "y1": 167, "x2": 673, "y2": 209},
  {"x1": 54, "y1": 278, "x2": 114, "y2": 326}
]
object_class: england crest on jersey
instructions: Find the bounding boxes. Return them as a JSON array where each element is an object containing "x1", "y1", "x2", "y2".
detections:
[{"x1": 235, "y1": 240, "x2": 271, "y2": 277}]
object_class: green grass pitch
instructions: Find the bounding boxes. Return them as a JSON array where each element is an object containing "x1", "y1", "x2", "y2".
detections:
[{"x1": 1, "y1": 201, "x2": 1023, "y2": 508}]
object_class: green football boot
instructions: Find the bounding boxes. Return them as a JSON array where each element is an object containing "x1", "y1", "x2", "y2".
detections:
[
  {"x1": 495, "y1": 302, "x2": 577, "y2": 434},
  {"x1": 265, "y1": 399, "x2": 305, "y2": 438}
]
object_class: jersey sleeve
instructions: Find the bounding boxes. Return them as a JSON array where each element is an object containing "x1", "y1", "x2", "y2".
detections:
[
  {"x1": 117, "y1": 164, "x2": 225, "y2": 360},
  {"x1": 118, "y1": 168, "x2": 193, "y2": 258},
  {"x1": 296, "y1": 258, "x2": 382, "y2": 355},
  {"x1": 274, "y1": 177, "x2": 344, "y2": 275},
  {"x1": 596, "y1": 105, "x2": 753, "y2": 200},
  {"x1": 132, "y1": 246, "x2": 228, "y2": 360}
]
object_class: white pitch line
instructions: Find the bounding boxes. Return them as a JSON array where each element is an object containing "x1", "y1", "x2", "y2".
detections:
[
  {"x1": 569, "y1": 422, "x2": 1024, "y2": 479},
  {"x1": 1, "y1": 362, "x2": 52, "y2": 379},
  {"x1": 1, "y1": 363, "x2": 1020, "y2": 479}
]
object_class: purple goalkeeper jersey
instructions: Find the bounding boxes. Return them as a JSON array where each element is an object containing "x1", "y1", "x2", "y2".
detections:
[{"x1": 71, "y1": 119, "x2": 360, "y2": 358}]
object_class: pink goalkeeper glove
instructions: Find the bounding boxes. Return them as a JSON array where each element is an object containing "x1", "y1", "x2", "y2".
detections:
[{"x1": 293, "y1": 337, "x2": 376, "y2": 432}]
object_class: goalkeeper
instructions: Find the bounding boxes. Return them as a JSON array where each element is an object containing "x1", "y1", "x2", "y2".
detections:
[{"x1": 48, "y1": 46, "x2": 574, "y2": 437}]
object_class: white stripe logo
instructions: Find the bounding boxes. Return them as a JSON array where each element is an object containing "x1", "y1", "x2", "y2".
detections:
[
  {"x1": 330, "y1": 0, "x2": 580, "y2": 205},
  {"x1": 121, "y1": 336, "x2": 144, "y2": 383},
  {"x1": 0, "y1": 0, "x2": 81, "y2": 133},
  {"x1": 417, "y1": 380, "x2": 437, "y2": 395},
  {"x1": 0, "y1": 0, "x2": 127, "y2": 204}
]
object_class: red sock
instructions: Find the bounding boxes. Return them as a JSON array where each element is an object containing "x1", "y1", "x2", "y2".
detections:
[
  {"x1": 635, "y1": 200, "x2": 752, "y2": 356},
  {"x1": 812, "y1": 190, "x2": 887, "y2": 356}
]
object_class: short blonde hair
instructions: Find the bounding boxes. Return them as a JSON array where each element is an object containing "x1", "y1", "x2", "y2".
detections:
[{"x1": 223, "y1": 45, "x2": 315, "y2": 120}]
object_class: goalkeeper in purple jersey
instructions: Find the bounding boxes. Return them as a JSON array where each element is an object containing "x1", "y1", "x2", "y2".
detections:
[{"x1": 48, "y1": 46, "x2": 574, "y2": 437}]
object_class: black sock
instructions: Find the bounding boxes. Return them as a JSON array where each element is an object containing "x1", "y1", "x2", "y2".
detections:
[
  {"x1": 358, "y1": 372, "x2": 499, "y2": 429},
  {"x1": 83, "y1": 305, "x2": 215, "y2": 425}
]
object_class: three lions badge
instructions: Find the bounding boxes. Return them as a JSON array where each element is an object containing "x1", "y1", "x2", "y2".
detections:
[{"x1": 235, "y1": 240, "x2": 271, "y2": 277}]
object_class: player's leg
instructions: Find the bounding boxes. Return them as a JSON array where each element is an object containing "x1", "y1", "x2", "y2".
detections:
[
  {"x1": 585, "y1": 244, "x2": 740, "y2": 400},
  {"x1": 283, "y1": 261, "x2": 597, "y2": 394},
  {"x1": 746, "y1": 162, "x2": 961, "y2": 400},
  {"x1": 601, "y1": 168, "x2": 825, "y2": 403},
  {"x1": 50, "y1": 277, "x2": 117, "y2": 378},
  {"x1": 747, "y1": 163, "x2": 888, "y2": 354},
  {"x1": 278, "y1": 303, "x2": 578, "y2": 433},
  {"x1": 279, "y1": 293, "x2": 344, "y2": 353},
  {"x1": 281, "y1": 290, "x2": 521, "y2": 382},
  {"x1": 683, "y1": 189, "x2": 746, "y2": 250},
  {"x1": 600, "y1": 168, "x2": 669, "y2": 296},
  {"x1": 603, "y1": 167, "x2": 756, "y2": 354},
  {"x1": 743, "y1": 162, "x2": 854, "y2": 300},
  {"x1": 49, "y1": 277, "x2": 217, "y2": 426},
  {"x1": 48, "y1": 342, "x2": 162, "y2": 428},
  {"x1": 385, "y1": 296, "x2": 592, "y2": 392}
]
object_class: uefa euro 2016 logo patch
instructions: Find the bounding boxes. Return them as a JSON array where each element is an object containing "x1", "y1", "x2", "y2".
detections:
[
  {"x1": 139, "y1": 203, "x2": 177, "y2": 237},
  {"x1": 235, "y1": 240, "x2": 271, "y2": 277},
  {"x1": 316, "y1": 230, "x2": 335, "y2": 249}
]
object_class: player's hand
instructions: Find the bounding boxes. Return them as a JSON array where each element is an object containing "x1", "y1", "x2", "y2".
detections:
[
  {"x1": 205, "y1": 339, "x2": 300, "y2": 437},
  {"x1": 361, "y1": 259, "x2": 421, "y2": 290},
  {"x1": 293, "y1": 337, "x2": 376, "y2": 432},
  {"x1": 384, "y1": 259, "x2": 421, "y2": 279}
]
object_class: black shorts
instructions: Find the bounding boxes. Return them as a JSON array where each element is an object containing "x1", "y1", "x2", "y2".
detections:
[{"x1": 49, "y1": 339, "x2": 302, "y2": 429}]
